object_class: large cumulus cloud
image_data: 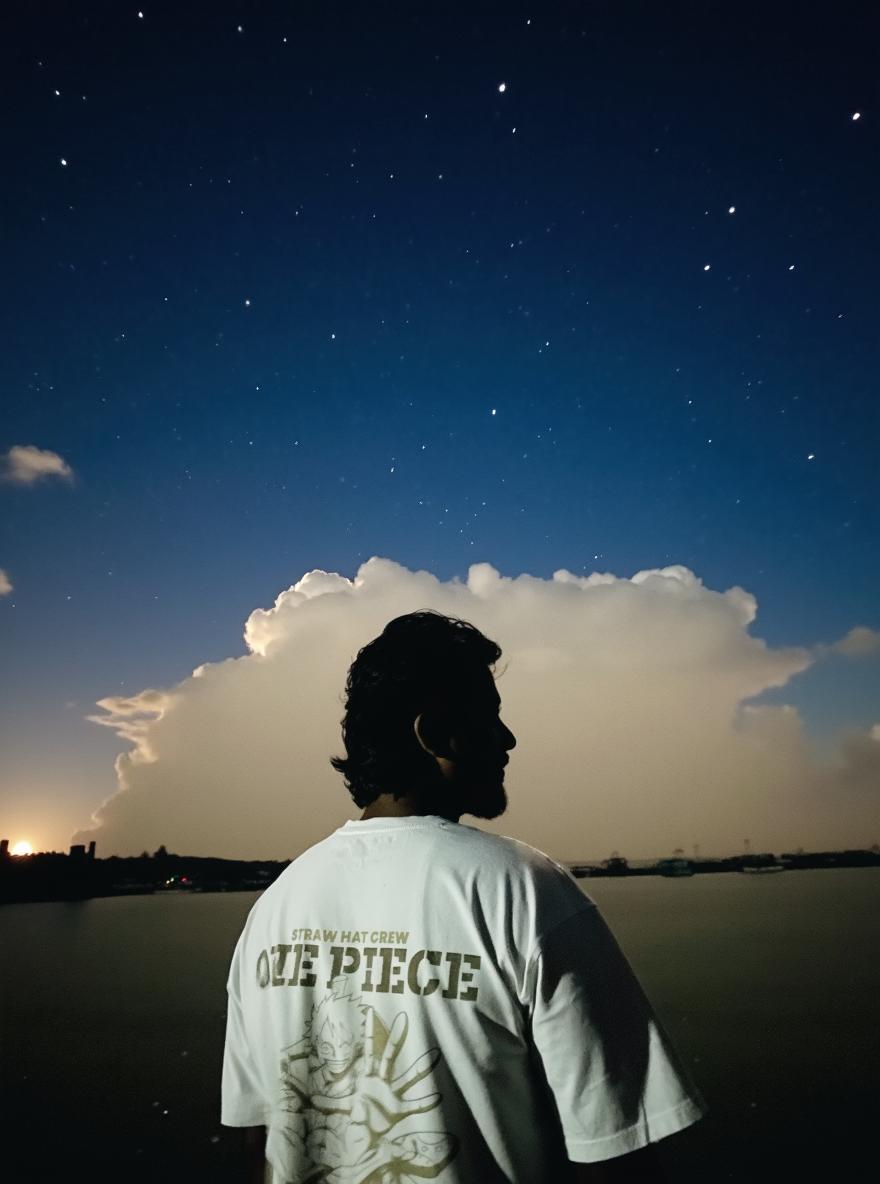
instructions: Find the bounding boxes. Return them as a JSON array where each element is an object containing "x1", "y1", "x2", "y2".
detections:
[{"x1": 73, "y1": 557, "x2": 880, "y2": 860}]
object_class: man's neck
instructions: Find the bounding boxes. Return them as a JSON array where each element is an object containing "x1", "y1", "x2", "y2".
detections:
[{"x1": 360, "y1": 792, "x2": 461, "y2": 823}]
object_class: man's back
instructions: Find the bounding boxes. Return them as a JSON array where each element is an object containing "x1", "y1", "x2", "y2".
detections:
[{"x1": 222, "y1": 815, "x2": 706, "y2": 1182}]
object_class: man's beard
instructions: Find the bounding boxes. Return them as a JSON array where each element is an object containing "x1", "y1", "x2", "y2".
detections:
[
  {"x1": 464, "y1": 777, "x2": 508, "y2": 820},
  {"x1": 410, "y1": 763, "x2": 508, "y2": 820}
]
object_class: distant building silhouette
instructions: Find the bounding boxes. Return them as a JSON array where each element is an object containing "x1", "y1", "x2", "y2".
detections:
[
  {"x1": 88, "y1": 841, "x2": 96, "y2": 860},
  {"x1": 69, "y1": 844, "x2": 86, "y2": 859},
  {"x1": 0, "y1": 839, "x2": 8, "y2": 859}
]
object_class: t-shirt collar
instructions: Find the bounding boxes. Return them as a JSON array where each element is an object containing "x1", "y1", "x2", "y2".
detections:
[{"x1": 337, "y1": 814, "x2": 455, "y2": 833}]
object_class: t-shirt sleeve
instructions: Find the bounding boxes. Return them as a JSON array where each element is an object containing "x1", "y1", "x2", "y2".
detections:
[
  {"x1": 527, "y1": 905, "x2": 708, "y2": 1163},
  {"x1": 221, "y1": 934, "x2": 268, "y2": 1127}
]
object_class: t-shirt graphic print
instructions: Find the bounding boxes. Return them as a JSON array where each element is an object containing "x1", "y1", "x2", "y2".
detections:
[{"x1": 279, "y1": 972, "x2": 457, "y2": 1181}]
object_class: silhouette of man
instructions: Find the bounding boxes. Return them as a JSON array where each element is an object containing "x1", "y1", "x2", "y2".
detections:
[{"x1": 222, "y1": 611, "x2": 707, "y2": 1182}]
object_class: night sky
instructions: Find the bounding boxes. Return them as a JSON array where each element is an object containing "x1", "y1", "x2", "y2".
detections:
[{"x1": 2, "y1": 2, "x2": 878, "y2": 859}]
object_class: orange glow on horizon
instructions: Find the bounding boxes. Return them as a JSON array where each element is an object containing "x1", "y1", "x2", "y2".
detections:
[{"x1": 10, "y1": 840, "x2": 34, "y2": 856}]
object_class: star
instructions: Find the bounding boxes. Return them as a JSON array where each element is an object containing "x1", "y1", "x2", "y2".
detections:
[{"x1": 498, "y1": 82, "x2": 507, "y2": 93}]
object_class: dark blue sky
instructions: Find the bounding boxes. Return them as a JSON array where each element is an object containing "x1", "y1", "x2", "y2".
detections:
[{"x1": 2, "y1": 2, "x2": 878, "y2": 852}]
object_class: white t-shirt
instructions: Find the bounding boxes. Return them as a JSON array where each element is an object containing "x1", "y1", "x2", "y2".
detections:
[{"x1": 222, "y1": 814, "x2": 707, "y2": 1182}]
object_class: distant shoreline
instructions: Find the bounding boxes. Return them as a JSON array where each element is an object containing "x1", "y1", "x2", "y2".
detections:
[{"x1": 2, "y1": 845, "x2": 878, "y2": 905}]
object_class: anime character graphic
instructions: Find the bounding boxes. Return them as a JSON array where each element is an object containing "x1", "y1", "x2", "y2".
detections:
[{"x1": 277, "y1": 975, "x2": 458, "y2": 1182}]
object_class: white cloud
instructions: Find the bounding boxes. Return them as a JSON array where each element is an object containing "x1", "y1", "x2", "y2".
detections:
[
  {"x1": 1, "y1": 444, "x2": 74, "y2": 486},
  {"x1": 814, "y1": 626, "x2": 880, "y2": 660},
  {"x1": 73, "y1": 557, "x2": 880, "y2": 860},
  {"x1": 87, "y1": 689, "x2": 179, "y2": 764},
  {"x1": 0, "y1": 568, "x2": 12, "y2": 595}
]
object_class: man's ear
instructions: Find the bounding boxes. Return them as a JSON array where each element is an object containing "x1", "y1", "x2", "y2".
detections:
[
  {"x1": 414, "y1": 710, "x2": 453, "y2": 758},
  {"x1": 413, "y1": 712, "x2": 435, "y2": 755}
]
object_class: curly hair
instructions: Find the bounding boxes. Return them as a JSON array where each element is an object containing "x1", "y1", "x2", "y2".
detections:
[{"x1": 329, "y1": 610, "x2": 503, "y2": 808}]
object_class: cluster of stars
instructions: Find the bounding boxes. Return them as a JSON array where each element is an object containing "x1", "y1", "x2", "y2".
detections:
[{"x1": 34, "y1": 20, "x2": 862, "y2": 525}]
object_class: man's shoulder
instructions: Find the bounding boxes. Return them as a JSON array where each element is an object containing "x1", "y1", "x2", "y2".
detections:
[
  {"x1": 456, "y1": 824, "x2": 592, "y2": 899},
  {"x1": 255, "y1": 830, "x2": 335, "y2": 891},
  {"x1": 462, "y1": 822, "x2": 570, "y2": 870},
  {"x1": 450, "y1": 826, "x2": 597, "y2": 950}
]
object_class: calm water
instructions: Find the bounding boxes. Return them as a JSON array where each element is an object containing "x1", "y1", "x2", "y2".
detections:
[{"x1": 1, "y1": 869, "x2": 877, "y2": 1181}]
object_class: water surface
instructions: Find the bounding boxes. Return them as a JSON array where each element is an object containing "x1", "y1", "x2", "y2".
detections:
[{"x1": 1, "y1": 869, "x2": 876, "y2": 1180}]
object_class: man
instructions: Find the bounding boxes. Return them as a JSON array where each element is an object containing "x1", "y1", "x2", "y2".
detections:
[{"x1": 222, "y1": 610, "x2": 707, "y2": 1182}]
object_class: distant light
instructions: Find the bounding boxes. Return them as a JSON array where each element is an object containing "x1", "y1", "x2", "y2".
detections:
[
  {"x1": 788, "y1": 264, "x2": 795, "y2": 271},
  {"x1": 498, "y1": 82, "x2": 507, "y2": 93},
  {"x1": 11, "y1": 840, "x2": 33, "y2": 856},
  {"x1": 54, "y1": 89, "x2": 60, "y2": 96},
  {"x1": 491, "y1": 408, "x2": 497, "y2": 415},
  {"x1": 728, "y1": 205, "x2": 736, "y2": 214},
  {"x1": 60, "y1": 157, "x2": 68, "y2": 166},
  {"x1": 703, "y1": 264, "x2": 711, "y2": 271},
  {"x1": 244, "y1": 298, "x2": 251, "y2": 306},
  {"x1": 138, "y1": 10, "x2": 143, "y2": 17},
  {"x1": 807, "y1": 453, "x2": 815, "y2": 460},
  {"x1": 852, "y1": 112, "x2": 861, "y2": 121}
]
